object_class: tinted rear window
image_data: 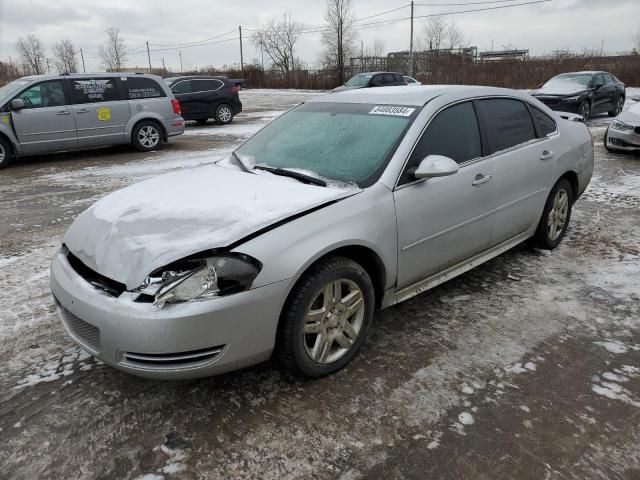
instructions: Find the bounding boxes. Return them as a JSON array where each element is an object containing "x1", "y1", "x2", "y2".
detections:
[
  {"x1": 71, "y1": 78, "x2": 122, "y2": 104},
  {"x1": 531, "y1": 106, "x2": 557, "y2": 137},
  {"x1": 476, "y1": 99, "x2": 536, "y2": 154},
  {"x1": 123, "y1": 77, "x2": 166, "y2": 99},
  {"x1": 192, "y1": 79, "x2": 224, "y2": 92}
]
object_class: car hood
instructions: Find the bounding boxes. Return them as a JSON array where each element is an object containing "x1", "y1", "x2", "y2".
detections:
[
  {"x1": 64, "y1": 164, "x2": 360, "y2": 289},
  {"x1": 616, "y1": 101, "x2": 640, "y2": 124},
  {"x1": 332, "y1": 85, "x2": 363, "y2": 92},
  {"x1": 533, "y1": 86, "x2": 590, "y2": 97}
]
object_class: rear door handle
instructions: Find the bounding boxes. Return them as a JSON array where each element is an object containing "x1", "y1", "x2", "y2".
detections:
[
  {"x1": 76, "y1": 109, "x2": 89, "y2": 114},
  {"x1": 472, "y1": 174, "x2": 492, "y2": 187},
  {"x1": 540, "y1": 150, "x2": 555, "y2": 161},
  {"x1": 56, "y1": 110, "x2": 71, "y2": 115}
]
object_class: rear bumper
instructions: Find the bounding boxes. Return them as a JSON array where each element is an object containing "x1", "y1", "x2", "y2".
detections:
[
  {"x1": 164, "y1": 116, "x2": 185, "y2": 137},
  {"x1": 50, "y1": 249, "x2": 289, "y2": 380}
]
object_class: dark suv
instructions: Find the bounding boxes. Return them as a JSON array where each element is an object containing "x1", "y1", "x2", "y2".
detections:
[
  {"x1": 532, "y1": 71, "x2": 626, "y2": 119},
  {"x1": 165, "y1": 76, "x2": 242, "y2": 125},
  {"x1": 332, "y1": 72, "x2": 407, "y2": 92}
]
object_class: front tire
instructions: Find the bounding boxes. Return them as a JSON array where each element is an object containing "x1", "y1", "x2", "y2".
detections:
[
  {"x1": 132, "y1": 120, "x2": 162, "y2": 152},
  {"x1": 530, "y1": 178, "x2": 574, "y2": 250},
  {"x1": 0, "y1": 136, "x2": 14, "y2": 169},
  {"x1": 276, "y1": 256, "x2": 375, "y2": 378},
  {"x1": 608, "y1": 96, "x2": 624, "y2": 117},
  {"x1": 214, "y1": 104, "x2": 233, "y2": 125},
  {"x1": 579, "y1": 100, "x2": 591, "y2": 120}
]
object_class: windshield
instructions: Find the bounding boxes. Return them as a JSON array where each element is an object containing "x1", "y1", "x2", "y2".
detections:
[
  {"x1": 234, "y1": 102, "x2": 418, "y2": 186},
  {"x1": 0, "y1": 79, "x2": 31, "y2": 105},
  {"x1": 345, "y1": 74, "x2": 372, "y2": 87},
  {"x1": 544, "y1": 74, "x2": 593, "y2": 89}
]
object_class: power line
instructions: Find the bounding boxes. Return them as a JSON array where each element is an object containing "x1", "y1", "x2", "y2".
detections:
[
  {"x1": 149, "y1": 29, "x2": 238, "y2": 48},
  {"x1": 414, "y1": 0, "x2": 519, "y2": 6},
  {"x1": 148, "y1": 36, "x2": 238, "y2": 52}
]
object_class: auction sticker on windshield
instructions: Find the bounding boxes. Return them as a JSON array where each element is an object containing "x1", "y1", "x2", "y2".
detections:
[{"x1": 369, "y1": 106, "x2": 415, "y2": 117}]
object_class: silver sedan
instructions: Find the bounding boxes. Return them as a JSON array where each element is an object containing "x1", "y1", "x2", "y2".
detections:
[
  {"x1": 51, "y1": 86, "x2": 594, "y2": 379},
  {"x1": 605, "y1": 98, "x2": 640, "y2": 153}
]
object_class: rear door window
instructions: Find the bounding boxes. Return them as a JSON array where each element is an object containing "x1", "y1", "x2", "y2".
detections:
[
  {"x1": 530, "y1": 106, "x2": 557, "y2": 137},
  {"x1": 382, "y1": 74, "x2": 396, "y2": 85},
  {"x1": 476, "y1": 98, "x2": 537, "y2": 154},
  {"x1": 16, "y1": 80, "x2": 66, "y2": 108},
  {"x1": 171, "y1": 80, "x2": 191, "y2": 94},
  {"x1": 192, "y1": 79, "x2": 224, "y2": 92},
  {"x1": 70, "y1": 78, "x2": 122, "y2": 104},
  {"x1": 123, "y1": 77, "x2": 166, "y2": 99},
  {"x1": 400, "y1": 101, "x2": 482, "y2": 184}
]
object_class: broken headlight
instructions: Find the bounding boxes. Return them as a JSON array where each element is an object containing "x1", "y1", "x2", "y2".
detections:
[{"x1": 136, "y1": 254, "x2": 262, "y2": 308}]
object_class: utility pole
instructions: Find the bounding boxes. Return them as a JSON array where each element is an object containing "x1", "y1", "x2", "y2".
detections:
[
  {"x1": 179, "y1": 50, "x2": 183, "y2": 73},
  {"x1": 162, "y1": 57, "x2": 166, "y2": 75},
  {"x1": 146, "y1": 41, "x2": 152, "y2": 72},
  {"x1": 239, "y1": 26, "x2": 244, "y2": 77},
  {"x1": 46, "y1": 58, "x2": 51, "y2": 74},
  {"x1": 409, "y1": 1, "x2": 414, "y2": 77},
  {"x1": 260, "y1": 42, "x2": 264, "y2": 71},
  {"x1": 80, "y1": 48, "x2": 86, "y2": 72},
  {"x1": 361, "y1": 40, "x2": 364, "y2": 72}
]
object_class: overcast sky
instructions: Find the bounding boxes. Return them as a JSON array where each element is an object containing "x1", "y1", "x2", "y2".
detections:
[{"x1": 1, "y1": 0, "x2": 639, "y2": 73}]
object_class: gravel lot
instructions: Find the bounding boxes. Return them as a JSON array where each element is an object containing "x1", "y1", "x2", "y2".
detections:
[{"x1": 1, "y1": 89, "x2": 639, "y2": 480}]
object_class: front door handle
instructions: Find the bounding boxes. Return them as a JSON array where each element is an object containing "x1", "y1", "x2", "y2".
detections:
[
  {"x1": 540, "y1": 150, "x2": 555, "y2": 161},
  {"x1": 56, "y1": 110, "x2": 71, "y2": 115},
  {"x1": 472, "y1": 173, "x2": 492, "y2": 187}
]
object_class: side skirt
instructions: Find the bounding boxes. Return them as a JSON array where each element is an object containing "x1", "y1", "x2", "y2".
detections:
[{"x1": 381, "y1": 230, "x2": 533, "y2": 309}]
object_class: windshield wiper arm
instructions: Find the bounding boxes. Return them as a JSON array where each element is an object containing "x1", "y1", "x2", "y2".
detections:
[
  {"x1": 231, "y1": 151, "x2": 255, "y2": 173},
  {"x1": 254, "y1": 165, "x2": 327, "y2": 187}
]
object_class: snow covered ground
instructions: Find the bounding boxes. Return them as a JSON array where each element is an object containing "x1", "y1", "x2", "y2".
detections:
[{"x1": 0, "y1": 89, "x2": 639, "y2": 480}]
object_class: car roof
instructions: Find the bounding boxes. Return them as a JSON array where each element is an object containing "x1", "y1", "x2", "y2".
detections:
[
  {"x1": 310, "y1": 85, "x2": 533, "y2": 107},
  {"x1": 19, "y1": 72, "x2": 163, "y2": 81},
  {"x1": 166, "y1": 75, "x2": 228, "y2": 82},
  {"x1": 354, "y1": 71, "x2": 402, "y2": 76},
  {"x1": 556, "y1": 71, "x2": 604, "y2": 76}
]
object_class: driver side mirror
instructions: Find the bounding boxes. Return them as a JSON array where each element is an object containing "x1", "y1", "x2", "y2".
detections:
[
  {"x1": 413, "y1": 155, "x2": 459, "y2": 179},
  {"x1": 10, "y1": 99, "x2": 25, "y2": 111}
]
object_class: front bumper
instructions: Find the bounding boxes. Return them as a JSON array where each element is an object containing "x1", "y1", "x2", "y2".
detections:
[
  {"x1": 50, "y1": 249, "x2": 289, "y2": 379},
  {"x1": 606, "y1": 126, "x2": 640, "y2": 151},
  {"x1": 534, "y1": 96, "x2": 580, "y2": 113}
]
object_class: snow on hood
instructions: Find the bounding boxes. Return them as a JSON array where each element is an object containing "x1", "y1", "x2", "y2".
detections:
[
  {"x1": 64, "y1": 164, "x2": 360, "y2": 289},
  {"x1": 616, "y1": 101, "x2": 640, "y2": 124},
  {"x1": 534, "y1": 86, "x2": 589, "y2": 97}
]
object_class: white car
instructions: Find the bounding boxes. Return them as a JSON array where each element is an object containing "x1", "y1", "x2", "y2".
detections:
[{"x1": 605, "y1": 98, "x2": 640, "y2": 153}]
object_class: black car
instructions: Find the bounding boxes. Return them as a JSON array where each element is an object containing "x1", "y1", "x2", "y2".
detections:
[
  {"x1": 532, "y1": 71, "x2": 625, "y2": 119},
  {"x1": 165, "y1": 75, "x2": 242, "y2": 124},
  {"x1": 332, "y1": 72, "x2": 407, "y2": 92}
]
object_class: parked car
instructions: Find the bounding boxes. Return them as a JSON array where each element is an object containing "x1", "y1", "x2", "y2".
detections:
[
  {"x1": 403, "y1": 75, "x2": 422, "y2": 86},
  {"x1": 0, "y1": 73, "x2": 184, "y2": 168},
  {"x1": 51, "y1": 86, "x2": 593, "y2": 380},
  {"x1": 604, "y1": 97, "x2": 640, "y2": 153},
  {"x1": 332, "y1": 72, "x2": 407, "y2": 92},
  {"x1": 532, "y1": 71, "x2": 625, "y2": 119},
  {"x1": 165, "y1": 75, "x2": 242, "y2": 125}
]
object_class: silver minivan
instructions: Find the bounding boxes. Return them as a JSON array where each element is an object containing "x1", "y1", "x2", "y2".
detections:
[{"x1": 0, "y1": 73, "x2": 185, "y2": 168}]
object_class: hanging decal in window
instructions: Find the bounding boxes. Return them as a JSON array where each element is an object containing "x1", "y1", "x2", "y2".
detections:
[{"x1": 369, "y1": 106, "x2": 415, "y2": 117}]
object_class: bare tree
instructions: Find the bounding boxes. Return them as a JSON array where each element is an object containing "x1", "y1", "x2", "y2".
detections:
[
  {"x1": 98, "y1": 27, "x2": 127, "y2": 71},
  {"x1": 423, "y1": 16, "x2": 447, "y2": 51},
  {"x1": 446, "y1": 20, "x2": 465, "y2": 49},
  {"x1": 53, "y1": 38, "x2": 78, "y2": 73},
  {"x1": 16, "y1": 35, "x2": 46, "y2": 75},
  {"x1": 252, "y1": 13, "x2": 302, "y2": 75},
  {"x1": 322, "y1": 0, "x2": 358, "y2": 84},
  {"x1": 364, "y1": 38, "x2": 385, "y2": 58}
]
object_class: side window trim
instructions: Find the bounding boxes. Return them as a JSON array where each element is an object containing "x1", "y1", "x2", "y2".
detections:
[
  {"x1": 192, "y1": 79, "x2": 224, "y2": 92},
  {"x1": 474, "y1": 97, "x2": 539, "y2": 155},
  {"x1": 525, "y1": 102, "x2": 558, "y2": 139},
  {"x1": 395, "y1": 99, "x2": 485, "y2": 189},
  {"x1": 171, "y1": 79, "x2": 191, "y2": 94},
  {"x1": 13, "y1": 79, "x2": 70, "y2": 108}
]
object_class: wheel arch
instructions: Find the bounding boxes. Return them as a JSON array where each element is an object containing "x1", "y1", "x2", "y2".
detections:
[
  {"x1": 558, "y1": 170, "x2": 579, "y2": 200},
  {"x1": 127, "y1": 115, "x2": 167, "y2": 142},
  {"x1": 0, "y1": 130, "x2": 18, "y2": 158}
]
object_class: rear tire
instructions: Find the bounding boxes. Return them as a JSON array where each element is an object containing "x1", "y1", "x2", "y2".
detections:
[
  {"x1": 530, "y1": 178, "x2": 574, "y2": 250},
  {"x1": 608, "y1": 96, "x2": 624, "y2": 117},
  {"x1": 214, "y1": 104, "x2": 233, "y2": 125},
  {"x1": 0, "y1": 136, "x2": 13, "y2": 169},
  {"x1": 132, "y1": 120, "x2": 162, "y2": 152},
  {"x1": 276, "y1": 256, "x2": 375, "y2": 378}
]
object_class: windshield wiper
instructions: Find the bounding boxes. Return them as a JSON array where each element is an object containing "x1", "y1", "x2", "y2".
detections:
[
  {"x1": 231, "y1": 151, "x2": 255, "y2": 173},
  {"x1": 254, "y1": 165, "x2": 327, "y2": 187}
]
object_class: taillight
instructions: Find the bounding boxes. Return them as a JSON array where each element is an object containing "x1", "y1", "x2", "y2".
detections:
[
  {"x1": 231, "y1": 85, "x2": 240, "y2": 95},
  {"x1": 171, "y1": 99, "x2": 181, "y2": 115}
]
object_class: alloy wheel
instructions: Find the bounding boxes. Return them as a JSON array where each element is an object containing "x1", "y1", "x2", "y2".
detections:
[
  {"x1": 580, "y1": 102, "x2": 590, "y2": 119},
  {"x1": 547, "y1": 188, "x2": 569, "y2": 241},
  {"x1": 218, "y1": 106, "x2": 232, "y2": 123},
  {"x1": 0, "y1": 143, "x2": 5, "y2": 163},
  {"x1": 616, "y1": 97, "x2": 624, "y2": 115},
  {"x1": 303, "y1": 278, "x2": 365, "y2": 364},
  {"x1": 138, "y1": 125, "x2": 160, "y2": 148}
]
